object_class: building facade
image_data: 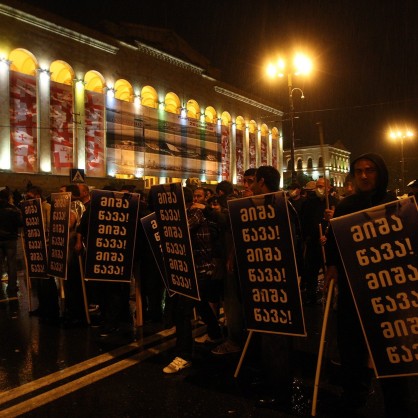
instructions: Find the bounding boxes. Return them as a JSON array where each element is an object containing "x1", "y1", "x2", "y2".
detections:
[
  {"x1": 0, "y1": 1, "x2": 349, "y2": 194},
  {"x1": 284, "y1": 140, "x2": 351, "y2": 187}
]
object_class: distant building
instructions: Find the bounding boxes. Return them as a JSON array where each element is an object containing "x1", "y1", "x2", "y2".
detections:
[{"x1": 284, "y1": 140, "x2": 351, "y2": 187}]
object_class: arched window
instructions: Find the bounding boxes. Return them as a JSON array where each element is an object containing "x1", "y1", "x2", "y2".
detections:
[
  {"x1": 205, "y1": 106, "x2": 217, "y2": 123},
  {"x1": 141, "y1": 85, "x2": 158, "y2": 108},
  {"x1": 50, "y1": 60, "x2": 74, "y2": 84},
  {"x1": 318, "y1": 156, "x2": 324, "y2": 168},
  {"x1": 186, "y1": 99, "x2": 200, "y2": 119},
  {"x1": 307, "y1": 157, "x2": 313, "y2": 169},
  {"x1": 9, "y1": 48, "x2": 37, "y2": 75},
  {"x1": 235, "y1": 116, "x2": 245, "y2": 131},
  {"x1": 114, "y1": 79, "x2": 133, "y2": 102},
  {"x1": 297, "y1": 158, "x2": 303, "y2": 170},
  {"x1": 165, "y1": 92, "x2": 180, "y2": 114},
  {"x1": 287, "y1": 159, "x2": 293, "y2": 171},
  {"x1": 84, "y1": 70, "x2": 105, "y2": 92}
]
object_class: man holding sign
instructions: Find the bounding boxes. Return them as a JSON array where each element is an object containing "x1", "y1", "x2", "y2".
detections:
[{"x1": 325, "y1": 153, "x2": 414, "y2": 417}]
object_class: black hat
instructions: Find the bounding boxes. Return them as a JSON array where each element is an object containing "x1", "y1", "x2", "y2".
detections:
[{"x1": 407, "y1": 179, "x2": 418, "y2": 188}]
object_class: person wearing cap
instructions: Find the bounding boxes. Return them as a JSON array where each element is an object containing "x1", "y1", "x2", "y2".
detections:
[
  {"x1": 325, "y1": 153, "x2": 412, "y2": 417},
  {"x1": 407, "y1": 179, "x2": 418, "y2": 200}
]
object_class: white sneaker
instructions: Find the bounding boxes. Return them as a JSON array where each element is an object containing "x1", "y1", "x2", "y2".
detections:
[{"x1": 163, "y1": 357, "x2": 192, "y2": 374}]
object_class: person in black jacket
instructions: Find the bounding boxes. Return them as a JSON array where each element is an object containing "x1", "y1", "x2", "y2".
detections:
[
  {"x1": 325, "y1": 153, "x2": 413, "y2": 417},
  {"x1": 0, "y1": 187, "x2": 22, "y2": 296}
]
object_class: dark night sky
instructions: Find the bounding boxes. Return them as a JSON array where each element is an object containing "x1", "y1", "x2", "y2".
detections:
[{"x1": 24, "y1": 0, "x2": 418, "y2": 187}]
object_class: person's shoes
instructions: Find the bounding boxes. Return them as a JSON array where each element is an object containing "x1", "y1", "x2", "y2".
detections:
[
  {"x1": 211, "y1": 340, "x2": 241, "y2": 355},
  {"x1": 194, "y1": 333, "x2": 223, "y2": 344},
  {"x1": 99, "y1": 326, "x2": 119, "y2": 337},
  {"x1": 88, "y1": 304, "x2": 100, "y2": 313},
  {"x1": 163, "y1": 357, "x2": 191, "y2": 374}
]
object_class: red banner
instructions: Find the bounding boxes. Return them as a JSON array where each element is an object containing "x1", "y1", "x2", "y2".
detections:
[
  {"x1": 260, "y1": 135, "x2": 268, "y2": 166},
  {"x1": 248, "y1": 132, "x2": 256, "y2": 169},
  {"x1": 272, "y1": 137, "x2": 278, "y2": 168},
  {"x1": 235, "y1": 129, "x2": 244, "y2": 184},
  {"x1": 85, "y1": 91, "x2": 105, "y2": 177},
  {"x1": 10, "y1": 71, "x2": 37, "y2": 173},
  {"x1": 221, "y1": 125, "x2": 230, "y2": 180},
  {"x1": 50, "y1": 81, "x2": 74, "y2": 173}
]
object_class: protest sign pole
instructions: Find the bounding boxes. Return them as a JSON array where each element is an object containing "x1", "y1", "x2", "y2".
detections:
[
  {"x1": 311, "y1": 278, "x2": 334, "y2": 416},
  {"x1": 78, "y1": 255, "x2": 91, "y2": 325},
  {"x1": 21, "y1": 235, "x2": 32, "y2": 311},
  {"x1": 135, "y1": 275, "x2": 143, "y2": 327},
  {"x1": 316, "y1": 122, "x2": 329, "y2": 209},
  {"x1": 234, "y1": 330, "x2": 253, "y2": 378}
]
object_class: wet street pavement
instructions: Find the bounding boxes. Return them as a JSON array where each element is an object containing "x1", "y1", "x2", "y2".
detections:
[{"x1": 0, "y1": 267, "x2": 414, "y2": 418}]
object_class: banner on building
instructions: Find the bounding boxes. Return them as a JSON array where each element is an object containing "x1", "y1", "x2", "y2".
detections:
[
  {"x1": 47, "y1": 192, "x2": 71, "y2": 279},
  {"x1": 248, "y1": 131, "x2": 256, "y2": 169},
  {"x1": 84, "y1": 190, "x2": 139, "y2": 282},
  {"x1": 260, "y1": 134, "x2": 268, "y2": 166},
  {"x1": 150, "y1": 183, "x2": 200, "y2": 300},
  {"x1": 236, "y1": 129, "x2": 244, "y2": 185},
  {"x1": 10, "y1": 71, "x2": 37, "y2": 173},
  {"x1": 50, "y1": 81, "x2": 74, "y2": 174},
  {"x1": 331, "y1": 196, "x2": 418, "y2": 378},
  {"x1": 21, "y1": 198, "x2": 48, "y2": 279},
  {"x1": 221, "y1": 125, "x2": 230, "y2": 180},
  {"x1": 85, "y1": 91, "x2": 105, "y2": 177},
  {"x1": 106, "y1": 99, "x2": 221, "y2": 181},
  {"x1": 228, "y1": 192, "x2": 306, "y2": 336}
]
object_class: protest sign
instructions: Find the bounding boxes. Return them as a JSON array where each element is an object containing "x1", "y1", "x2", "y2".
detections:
[
  {"x1": 47, "y1": 192, "x2": 71, "y2": 279},
  {"x1": 150, "y1": 183, "x2": 199, "y2": 300},
  {"x1": 228, "y1": 192, "x2": 306, "y2": 336},
  {"x1": 331, "y1": 196, "x2": 418, "y2": 378},
  {"x1": 140, "y1": 211, "x2": 174, "y2": 296},
  {"x1": 84, "y1": 189, "x2": 139, "y2": 282},
  {"x1": 21, "y1": 198, "x2": 48, "y2": 279}
]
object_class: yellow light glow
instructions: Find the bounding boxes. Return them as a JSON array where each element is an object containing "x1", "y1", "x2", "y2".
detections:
[
  {"x1": 294, "y1": 54, "x2": 312, "y2": 75},
  {"x1": 266, "y1": 53, "x2": 312, "y2": 77},
  {"x1": 388, "y1": 129, "x2": 415, "y2": 141}
]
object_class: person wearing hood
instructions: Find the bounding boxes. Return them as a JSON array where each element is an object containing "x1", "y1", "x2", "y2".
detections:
[
  {"x1": 300, "y1": 177, "x2": 338, "y2": 305},
  {"x1": 325, "y1": 153, "x2": 412, "y2": 417}
]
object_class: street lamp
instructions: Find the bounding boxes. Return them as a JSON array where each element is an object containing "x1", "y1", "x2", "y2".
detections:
[
  {"x1": 388, "y1": 128, "x2": 414, "y2": 194},
  {"x1": 266, "y1": 54, "x2": 312, "y2": 183}
]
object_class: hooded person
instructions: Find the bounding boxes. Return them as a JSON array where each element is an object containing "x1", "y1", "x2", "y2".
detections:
[{"x1": 325, "y1": 153, "x2": 412, "y2": 417}]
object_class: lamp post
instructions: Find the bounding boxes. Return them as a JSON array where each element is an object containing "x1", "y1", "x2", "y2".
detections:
[
  {"x1": 388, "y1": 129, "x2": 414, "y2": 194},
  {"x1": 267, "y1": 54, "x2": 312, "y2": 183}
]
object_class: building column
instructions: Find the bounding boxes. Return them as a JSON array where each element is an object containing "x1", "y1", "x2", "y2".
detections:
[
  {"x1": 0, "y1": 58, "x2": 11, "y2": 169},
  {"x1": 73, "y1": 79, "x2": 86, "y2": 170},
  {"x1": 37, "y1": 68, "x2": 51, "y2": 172}
]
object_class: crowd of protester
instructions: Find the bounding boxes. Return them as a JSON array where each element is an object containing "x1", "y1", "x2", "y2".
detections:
[{"x1": 1, "y1": 158, "x2": 417, "y2": 417}]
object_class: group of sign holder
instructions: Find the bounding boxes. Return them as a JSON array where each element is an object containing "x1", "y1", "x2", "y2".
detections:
[{"x1": 18, "y1": 179, "x2": 418, "y2": 417}]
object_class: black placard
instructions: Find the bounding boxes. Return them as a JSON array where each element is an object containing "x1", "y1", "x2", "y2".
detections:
[
  {"x1": 331, "y1": 197, "x2": 418, "y2": 378},
  {"x1": 47, "y1": 192, "x2": 71, "y2": 279},
  {"x1": 228, "y1": 192, "x2": 306, "y2": 336},
  {"x1": 84, "y1": 190, "x2": 139, "y2": 282},
  {"x1": 150, "y1": 183, "x2": 200, "y2": 300},
  {"x1": 21, "y1": 198, "x2": 48, "y2": 279},
  {"x1": 140, "y1": 212, "x2": 174, "y2": 297}
]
